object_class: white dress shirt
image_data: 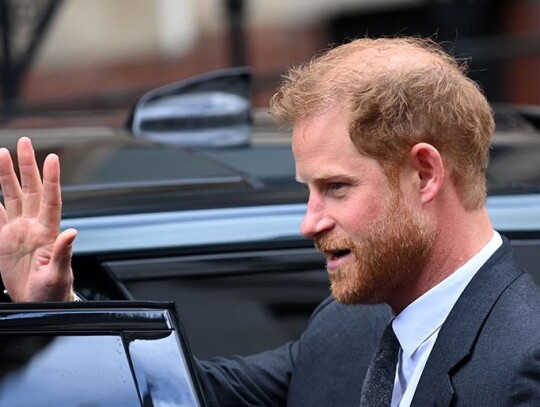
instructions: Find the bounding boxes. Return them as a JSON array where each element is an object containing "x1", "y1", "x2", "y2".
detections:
[{"x1": 390, "y1": 231, "x2": 503, "y2": 407}]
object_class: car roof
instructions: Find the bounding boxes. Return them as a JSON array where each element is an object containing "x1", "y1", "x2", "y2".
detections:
[{"x1": 0, "y1": 108, "x2": 305, "y2": 215}]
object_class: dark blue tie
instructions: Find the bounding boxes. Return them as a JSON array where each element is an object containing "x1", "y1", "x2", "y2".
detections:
[{"x1": 359, "y1": 322, "x2": 400, "y2": 407}]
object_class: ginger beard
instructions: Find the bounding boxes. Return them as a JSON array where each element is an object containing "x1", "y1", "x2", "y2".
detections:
[{"x1": 315, "y1": 192, "x2": 437, "y2": 305}]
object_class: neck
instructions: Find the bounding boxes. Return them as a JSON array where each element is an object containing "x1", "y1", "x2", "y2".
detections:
[{"x1": 388, "y1": 208, "x2": 494, "y2": 315}]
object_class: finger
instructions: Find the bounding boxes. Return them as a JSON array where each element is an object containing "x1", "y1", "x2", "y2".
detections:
[
  {"x1": 50, "y1": 228, "x2": 77, "y2": 300},
  {"x1": 38, "y1": 153, "x2": 62, "y2": 230},
  {"x1": 18, "y1": 137, "x2": 43, "y2": 218},
  {"x1": 0, "y1": 146, "x2": 22, "y2": 219}
]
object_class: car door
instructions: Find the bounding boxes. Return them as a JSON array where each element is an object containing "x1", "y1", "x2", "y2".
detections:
[{"x1": 0, "y1": 301, "x2": 206, "y2": 407}]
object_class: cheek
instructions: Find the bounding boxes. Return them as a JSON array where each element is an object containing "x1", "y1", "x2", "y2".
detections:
[{"x1": 333, "y1": 198, "x2": 385, "y2": 236}]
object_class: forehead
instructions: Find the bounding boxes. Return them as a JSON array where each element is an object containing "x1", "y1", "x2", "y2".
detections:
[
  {"x1": 292, "y1": 105, "x2": 383, "y2": 182},
  {"x1": 292, "y1": 105, "x2": 350, "y2": 157}
]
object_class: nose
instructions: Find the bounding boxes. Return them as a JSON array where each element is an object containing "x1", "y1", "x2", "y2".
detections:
[{"x1": 300, "y1": 194, "x2": 334, "y2": 238}]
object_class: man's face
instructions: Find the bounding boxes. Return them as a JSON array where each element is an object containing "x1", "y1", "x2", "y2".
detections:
[{"x1": 292, "y1": 106, "x2": 436, "y2": 305}]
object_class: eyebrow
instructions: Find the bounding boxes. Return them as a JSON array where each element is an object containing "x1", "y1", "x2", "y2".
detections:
[{"x1": 296, "y1": 173, "x2": 357, "y2": 184}]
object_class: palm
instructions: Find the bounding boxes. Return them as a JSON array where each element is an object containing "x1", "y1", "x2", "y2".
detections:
[
  {"x1": 0, "y1": 138, "x2": 76, "y2": 302},
  {"x1": 0, "y1": 219, "x2": 55, "y2": 300}
]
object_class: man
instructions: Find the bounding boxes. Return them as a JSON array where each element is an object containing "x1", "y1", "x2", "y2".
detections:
[{"x1": 1, "y1": 37, "x2": 540, "y2": 406}]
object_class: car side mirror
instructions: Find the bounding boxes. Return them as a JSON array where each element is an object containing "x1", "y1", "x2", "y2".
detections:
[{"x1": 127, "y1": 66, "x2": 252, "y2": 147}]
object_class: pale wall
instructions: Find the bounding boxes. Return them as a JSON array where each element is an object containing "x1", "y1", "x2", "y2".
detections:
[{"x1": 35, "y1": 0, "x2": 419, "y2": 70}]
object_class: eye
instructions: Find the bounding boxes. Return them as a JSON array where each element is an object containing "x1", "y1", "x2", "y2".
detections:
[
  {"x1": 329, "y1": 182, "x2": 345, "y2": 191},
  {"x1": 326, "y1": 182, "x2": 348, "y2": 198}
]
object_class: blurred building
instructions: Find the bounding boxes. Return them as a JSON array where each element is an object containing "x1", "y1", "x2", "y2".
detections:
[{"x1": 2, "y1": 0, "x2": 540, "y2": 111}]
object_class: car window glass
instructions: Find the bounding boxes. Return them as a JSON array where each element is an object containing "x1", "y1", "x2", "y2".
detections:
[
  {"x1": 0, "y1": 335, "x2": 141, "y2": 407},
  {"x1": 127, "y1": 331, "x2": 203, "y2": 407}
]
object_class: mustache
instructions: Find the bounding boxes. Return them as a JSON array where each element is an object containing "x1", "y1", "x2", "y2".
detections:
[{"x1": 314, "y1": 233, "x2": 354, "y2": 252}]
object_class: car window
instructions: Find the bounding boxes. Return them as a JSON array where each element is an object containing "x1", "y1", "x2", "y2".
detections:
[
  {"x1": 127, "y1": 331, "x2": 203, "y2": 406},
  {"x1": 0, "y1": 335, "x2": 142, "y2": 407}
]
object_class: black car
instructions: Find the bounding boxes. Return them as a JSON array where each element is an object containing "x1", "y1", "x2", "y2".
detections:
[{"x1": 1, "y1": 69, "x2": 540, "y2": 365}]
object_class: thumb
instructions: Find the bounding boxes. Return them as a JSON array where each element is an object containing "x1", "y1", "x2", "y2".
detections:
[{"x1": 50, "y1": 228, "x2": 77, "y2": 281}]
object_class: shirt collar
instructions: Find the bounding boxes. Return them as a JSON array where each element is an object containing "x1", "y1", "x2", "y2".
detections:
[{"x1": 392, "y1": 231, "x2": 503, "y2": 358}]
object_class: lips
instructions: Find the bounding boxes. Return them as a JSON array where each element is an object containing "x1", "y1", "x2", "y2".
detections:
[
  {"x1": 327, "y1": 249, "x2": 351, "y2": 260},
  {"x1": 324, "y1": 249, "x2": 352, "y2": 270},
  {"x1": 315, "y1": 235, "x2": 354, "y2": 269}
]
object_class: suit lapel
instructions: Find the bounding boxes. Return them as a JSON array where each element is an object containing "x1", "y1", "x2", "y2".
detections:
[{"x1": 411, "y1": 238, "x2": 523, "y2": 407}]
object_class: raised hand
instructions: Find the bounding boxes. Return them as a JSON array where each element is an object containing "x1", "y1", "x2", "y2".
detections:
[{"x1": 0, "y1": 137, "x2": 77, "y2": 302}]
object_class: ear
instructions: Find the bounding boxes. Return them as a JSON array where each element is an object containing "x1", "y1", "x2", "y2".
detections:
[{"x1": 408, "y1": 143, "x2": 444, "y2": 205}]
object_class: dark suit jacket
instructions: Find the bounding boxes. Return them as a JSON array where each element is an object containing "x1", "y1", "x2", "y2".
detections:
[{"x1": 196, "y1": 239, "x2": 540, "y2": 406}]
